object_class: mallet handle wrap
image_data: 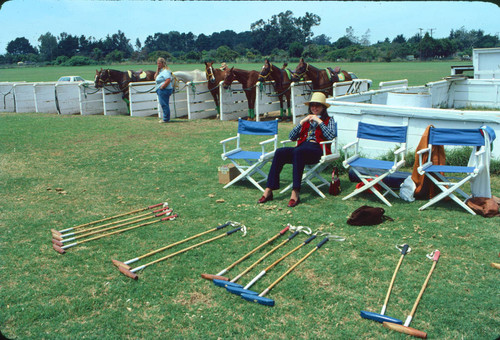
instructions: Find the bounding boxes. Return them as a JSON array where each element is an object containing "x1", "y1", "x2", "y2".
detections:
[
  {"x1": 279, "y1": 225, "x2": 290, "y2": 235},
  {"x1": 216, "y1": 222, "x2": 232, "y2": 230},
  {"x1": 304, "y1": 234, "x2": 317, "y2": 244}
]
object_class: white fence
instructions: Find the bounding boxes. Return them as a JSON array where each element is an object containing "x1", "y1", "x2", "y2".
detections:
[{"x1": 0, "y1": 77, "x2": 442, "y2": 122}]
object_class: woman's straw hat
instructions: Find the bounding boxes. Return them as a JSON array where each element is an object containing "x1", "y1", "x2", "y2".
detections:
[{"x1": 304, "y1": 92, "x2": 330, "y2": 108}]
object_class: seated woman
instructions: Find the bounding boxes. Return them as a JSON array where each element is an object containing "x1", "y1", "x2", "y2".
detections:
[{"x1": 258, "y1": 92, "x2": 336, "y2": 207}]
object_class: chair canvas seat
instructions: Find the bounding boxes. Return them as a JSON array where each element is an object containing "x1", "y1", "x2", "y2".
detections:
[
  {"x1": 349, "y1": 158, "x2": 396, "y2": 170},
  {"x1": 343, "y1": 122, "x2": 408, "y2": 207},
  {"x1": 417, "y1": 127, "x2": 487, "y2": 215},
  {"x1": 279, "y1": 122, "x2": 340, "y2": 198},
  {"x1": 423, "y1": 165, "x2": 476, "y2": 173},
  {"x1": 220, "y1": 118, "x2": 279, "y2": 192}
]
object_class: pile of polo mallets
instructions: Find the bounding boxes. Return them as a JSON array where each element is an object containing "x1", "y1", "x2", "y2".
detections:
[
  {"x1": 360, "y1": 244, "x2": 441, "y2": 339},
  {"x1": 112, "y1": 221, "x2": 247, "y2": 280},
  {"x1": 51, "y1": 202, "x2": 177, "y2": 254},
  {"x1": 202, "y1": 224, "x2": 345, "y2": 307}
]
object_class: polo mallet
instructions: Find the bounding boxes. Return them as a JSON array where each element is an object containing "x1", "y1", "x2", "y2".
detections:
[
  {"x1": 360, "y1": 244, "x2": 411, "y2": 324},
  {"x1": 51, "y1": 202, "x2": 166, "y2": 235},
  {"x1": 491, "y1": 263, "x2": 500, "y2": 269},
  {"x1": 383, "y1": 250, "x2": 441, "y2": 339},
  {"x1": 241, "y1": 235, "x2": 334, "y2": 307},
  {"x1": 212, "y1": 227, "x2": 308, "y2": 289},
  {"x1": 117, "y1": 224, "x2": 246, "y2": 280},
  {"x1": 228, "y1": 233, "x2": 344, "y2": 296},
  {"x1": 201, "y1": 224, "x2": 292, "y2": 281},
  {"x1": 51, "y1": 205, "x2": 169, "y2": 239},
  {"x1": 52, "y1": 214, "x2": 177, "y2": 254},
  {"x1": 52, "y1": 208, "x2": 171, "y2": 244},
  {"x1": 112, "y1": 221, "x2": 234, "y2": 270}
]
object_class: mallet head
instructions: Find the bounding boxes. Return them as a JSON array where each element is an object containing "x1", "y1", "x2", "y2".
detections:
[
  {"x1": 118, "y1": 265, "x2": 138, "y2": 280},
  {"x1": 226, "y1": 286, "x2": 258, "y2": 296},
  {"x1": 383, "y1": 321, "x2": 427, "y2": 339},
  {"x1": 52, "y1": 243, "x2": 66, "y2": 254},
  {"x1": 360, "y1": 311, "x2": 403, "y2": 324},
  {"x1": 200, "y1": 273, "x2": 230, "y2": 281},
  {"x1": 52, "y1": 234, "x2": 63, "y2": 241},
  {"x1": 51, "y1": 229, "x2": 62, "y2": 237},
  {"x1": 241, "y1": 293, "x2": 275, "y2": 307},
  {"x1": 52, "y1": 239, "x2": 64, "y2": 247},
  {"x1": 213, "y1": 279, "x2": 240, "y2": 288},
  {"x1": 112, "y1": 259, "x2": 131, "y2": 270}
]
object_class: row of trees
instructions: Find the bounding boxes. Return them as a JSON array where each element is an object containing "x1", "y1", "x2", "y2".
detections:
[{"x1": 2, "y1": 11, "x2": 499, "y2": 66}]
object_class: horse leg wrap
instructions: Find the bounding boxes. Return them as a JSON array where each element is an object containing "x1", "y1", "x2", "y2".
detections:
[
  {"x1": 280, "y1": 108, "x2": 284, "y2": 118},
  {"x1": 248, "y1": 108, "x2": 255, "y2": 119},
  {"x1": 287, "y1": 107, "x2": 292, "y2": 117}
]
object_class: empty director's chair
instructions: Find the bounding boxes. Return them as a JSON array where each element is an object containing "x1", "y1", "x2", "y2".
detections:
[
  {"x1": 220, "y1": 118, "x2": 279, "y2": 192},
  {"x1": 279, "y1": 121, "x2": 340, "y2": 198},
  {"x1": 417, "y1": 127, "x2": 487, "y2": 215},
  {"x1": 342, "y1": 122, "x2": 408, "y2": 206}
]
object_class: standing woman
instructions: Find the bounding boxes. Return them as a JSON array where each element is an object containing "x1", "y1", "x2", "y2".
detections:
[
  {"x1": 155, "y1": 57, "x2": 174, "y2": 123},
  {"x1": 258, "y1": 92, "x2": 336, "y2": 207}
]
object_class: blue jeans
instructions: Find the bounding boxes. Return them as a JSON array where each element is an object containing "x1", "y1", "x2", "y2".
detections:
[
  {"x1": 266, "y1": 142, "x2": 323, "y2": 190},
  {"x1": 157, "y1": 88, "x2": 173, "y2": 122}
]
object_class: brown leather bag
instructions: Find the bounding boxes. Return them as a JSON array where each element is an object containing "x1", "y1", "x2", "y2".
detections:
[
  {"x1": 347, "y1": 206, "x2": 394, "y2": 226},
  {"x1": 466, "y1": 197, "x2": 500, "y2": 217}
]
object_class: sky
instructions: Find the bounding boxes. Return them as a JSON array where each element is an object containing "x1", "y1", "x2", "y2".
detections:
[{"x1": 0, "y1": 0, "x2": 499, "y2": 55}]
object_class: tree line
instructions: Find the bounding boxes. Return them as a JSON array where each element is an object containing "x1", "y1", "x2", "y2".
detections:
[{"x1": 2, "y1": 11, "x2": 499, "y2": 66}]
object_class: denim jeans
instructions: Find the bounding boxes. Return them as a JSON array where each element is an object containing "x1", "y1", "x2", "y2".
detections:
[
  {"x1": 157, "y1": 88, "x2": 173, "y2": 122},
  {"x1": 266, "y1": 141, "x2": 323, "y2": 190}
]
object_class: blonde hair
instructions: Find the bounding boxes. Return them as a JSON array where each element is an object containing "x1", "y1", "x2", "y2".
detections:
[{"x1": 157, "y1": 57, "x2": 169, "y2": 70}]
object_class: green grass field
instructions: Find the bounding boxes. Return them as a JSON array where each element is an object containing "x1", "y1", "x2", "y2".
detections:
[
  {"x1": 0, "y1": 112, "x2": 498, "y2": 339},
  {"x1": 0, "y1": 60, "x2": 474, "y2": 88}
]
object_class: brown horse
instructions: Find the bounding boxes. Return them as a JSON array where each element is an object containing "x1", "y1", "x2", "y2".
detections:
[
  {"x1": 204, "y1": 61, "x2": 226, "y2": 114},
  {"x1": 291, "y1": 58, "x2": 352, "y2": 97},
  {"x1": 258, "y1": 59, "x2": 294, "y2": 120},
  {"x1": 94, "y1": 68, "x2": 155, "y2": 103},
  {"x1": 222, "y1": 67, "x2": 260, "y2": 119}
]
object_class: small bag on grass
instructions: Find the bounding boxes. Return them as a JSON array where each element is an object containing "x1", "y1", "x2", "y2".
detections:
[
  {"x1": 329, "y1": 167, "x2": 341, "y2": 196},
  {"x1": 347, "y1": 205, "x2": 394, "y2": 226}
]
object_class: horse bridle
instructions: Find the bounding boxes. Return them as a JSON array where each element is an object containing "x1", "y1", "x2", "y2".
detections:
[
  {"x1": 259, "y1": 62, "x2": 274, "y2": 81},
  {"x1": 292, "y1": 62, "x2": 309, "y2": 79},
  {"x1": 205, "y1": 65, "x2": 216, "y2": 83}
]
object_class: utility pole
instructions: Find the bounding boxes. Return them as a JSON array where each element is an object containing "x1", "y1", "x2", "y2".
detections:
[{"x1": 429, "y1": 28, "x2": 436, "y2": 37}]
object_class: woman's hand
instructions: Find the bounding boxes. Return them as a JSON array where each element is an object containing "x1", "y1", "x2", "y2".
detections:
[{"x1": 300, "y1": 114, "x2": 322, "y2": 125}]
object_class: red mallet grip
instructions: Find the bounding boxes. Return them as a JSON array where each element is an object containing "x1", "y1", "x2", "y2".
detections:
[
  {"x1": 433, "y1": 250, "x2": 440, "y2": 262},
  {"x1": 279, "y1": 225, "x2": 290, "y2": 235}
]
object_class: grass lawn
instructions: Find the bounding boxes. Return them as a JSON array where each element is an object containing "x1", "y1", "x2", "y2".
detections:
[{"x1": 0, "y1": 113, "x2": 498, "y2": 339}]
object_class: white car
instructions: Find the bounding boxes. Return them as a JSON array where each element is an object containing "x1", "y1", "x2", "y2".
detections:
[{"x1": 57, "y1": 76, "x2": 91, "y2": 83}]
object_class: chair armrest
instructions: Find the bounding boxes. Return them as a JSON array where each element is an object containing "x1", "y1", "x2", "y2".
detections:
[
  {"x1": 259, "y1": 137, "x2": 276, "y2": 146},
  {"x1": 416, "y1": 147, "x2": 430, "y2": 155},
  {"x1": 394, "y1": 146, "x2": 406, "y2": 155},
  {"x1": 342, "y1": 140, "x2": 357, "y2": 151},
  {"x1": 220, "y1": 136, "x2": 238, "y2": 144},
  {"x1": 280, "y1": 139, "x2": 294, "y2": 146}
]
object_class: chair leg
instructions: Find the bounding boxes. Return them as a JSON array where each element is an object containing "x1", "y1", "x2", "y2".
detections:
[
  {"x1": 418, "y1": 173, "x2": 476, "y2": 215},
  {"x1": 342, "y1": 170, "x2": 393, "y2": 206}
]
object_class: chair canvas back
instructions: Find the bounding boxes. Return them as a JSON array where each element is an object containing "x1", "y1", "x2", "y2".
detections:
[
  {"x1": 237, "y1": 118, "x2": 278, "y2": 136},
  {"x1": 357, "y1": 122, "x2": 408, "y2": 143},
  {"x1": 429, "y1": 128, "x2": 485, "y2": 146}
]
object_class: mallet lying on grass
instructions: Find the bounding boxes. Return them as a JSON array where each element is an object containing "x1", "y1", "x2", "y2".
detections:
[
  {"x1": 52, "y1": 213, "x2": 177, "y2": 254},
  {"x1": 52, "y1": 208, "x2": 171, "y2": 244},
  {"x1": 112, "y1": 221, "x2": 234, "y2": 270},
  {"x1": 52, "y1": 202, "x2": 166, "y2": 235},
  {"x1": 227, "y1": 232, "x2": 321, "y2": 296},
  {"x1": 116, "y1": 224, "x2": 246, "y2": 280},
  {"x1": 360, "y1": 244, "x2": 411, "y2": 325},
  {"x1": 201, "y1": 225, "x2": 292, "y2": 281},
  {"x1": 51, "y1": 206, "x2": 169, "y2": 239},
  {"x1": 383, "y1": 250, "x2": 441, "y2": 339},
  {"x1": 241, "y1": 235, "x2": 338, "y2": 307},
  {"x1": 213, "y1": 227, "x2": 302, "y2": 289}
]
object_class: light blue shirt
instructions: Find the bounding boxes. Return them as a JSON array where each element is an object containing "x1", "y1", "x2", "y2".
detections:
[{"x1": 155, "y1": 69, "x2": 173, "y2": 91}]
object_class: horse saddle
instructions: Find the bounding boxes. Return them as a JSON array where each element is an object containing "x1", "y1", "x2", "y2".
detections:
[
  {"x1": 326, "y1": 67, "x2": 346, "y2": 82},
  {"x1": 128, "y1": 70, "x2": 148, "y2": 82}
]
